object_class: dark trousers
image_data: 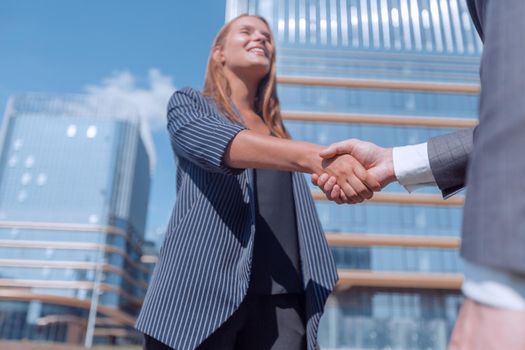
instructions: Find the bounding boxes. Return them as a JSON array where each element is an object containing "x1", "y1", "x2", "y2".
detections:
[{"x1": 143, "y1": 293, "x2": 306, "y2": 350}]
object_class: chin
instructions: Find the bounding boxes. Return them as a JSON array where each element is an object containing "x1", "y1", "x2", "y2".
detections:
[
  {"x1": 241, "y1": 62, "x2": 269, "y2": 76},
  {"x1": 233, "y1": 61, "x2": 271, "y2": 80}
]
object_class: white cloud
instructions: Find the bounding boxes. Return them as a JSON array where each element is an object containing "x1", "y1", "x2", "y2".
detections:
[
  {"x1": 12, "y1": 69, "x2": 175, "y2": 174},
  {"x1": 83, "y1": 68, "x2": 176, "y2": 130},
  {"x1": 81, "y1": 68, "x2": 177, "y2": 175}
]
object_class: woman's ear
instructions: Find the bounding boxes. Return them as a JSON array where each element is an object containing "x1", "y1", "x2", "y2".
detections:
[{"x1": 212, "y1": 47, "x2": 225, "y2": 64}]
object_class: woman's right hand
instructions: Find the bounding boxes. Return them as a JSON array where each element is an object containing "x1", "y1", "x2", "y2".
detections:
[
  {"x1": 316, "y1": 154, "x2": 380, "y2": 204},
  {"x1": 224, "y1": 130, "x2": 379, "y2": 203}
]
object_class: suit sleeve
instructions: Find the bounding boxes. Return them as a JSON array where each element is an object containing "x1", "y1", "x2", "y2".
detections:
[
  {"x1": 427, "y1": 127, "x2": 475, "y2": 198},
  {"x1": 167, "y1": 87, "x2": 247, "y2": 175}
]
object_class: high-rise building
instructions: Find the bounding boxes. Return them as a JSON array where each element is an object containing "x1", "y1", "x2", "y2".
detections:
[
  {"x1": 0, "y1": 94, "x2": 154, "y2": 345},
  {"x1": 227, "y1": 1, "x2": 480, "y2": 349}
]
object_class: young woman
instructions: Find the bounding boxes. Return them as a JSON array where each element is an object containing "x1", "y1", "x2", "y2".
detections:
[{"x1": 136, "y1": 14, "x2": 379, "y2": 350}]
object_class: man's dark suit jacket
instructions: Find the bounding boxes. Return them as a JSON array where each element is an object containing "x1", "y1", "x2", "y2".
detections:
[{"x1": 428, "y1": 0, "x2": 525, "y2": 274}]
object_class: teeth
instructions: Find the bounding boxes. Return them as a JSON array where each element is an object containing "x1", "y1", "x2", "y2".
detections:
[{"x1": 249, "y1": 48, "x2": 265, "y2": 55}]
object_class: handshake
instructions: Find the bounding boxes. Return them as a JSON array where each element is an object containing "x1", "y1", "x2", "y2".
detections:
[{"x1": 312, "y1": 139, "x2": 396, "y2": 204}]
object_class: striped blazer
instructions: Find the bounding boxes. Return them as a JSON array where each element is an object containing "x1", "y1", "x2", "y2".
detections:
[{"x1": 135, "y1": 87, "x2": 338, "y2": 350}]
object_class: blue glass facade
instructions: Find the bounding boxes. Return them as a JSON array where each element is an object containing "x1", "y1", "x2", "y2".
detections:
[
  {"x1": 0, "y1": 94, "x2": 153, "y2": 344},
  {"x1": 227, "y1": 1, "x2": 479, "y2": 349}
]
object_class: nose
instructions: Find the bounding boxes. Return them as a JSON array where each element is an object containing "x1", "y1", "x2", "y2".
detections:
[{"x1": 252, "y1": 31, "x2": 267, "y2": 43}]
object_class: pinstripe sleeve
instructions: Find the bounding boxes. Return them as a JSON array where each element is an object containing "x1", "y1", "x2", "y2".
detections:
[{"x1": 167, "y1": 87, "x2": 247, "y2": 175}]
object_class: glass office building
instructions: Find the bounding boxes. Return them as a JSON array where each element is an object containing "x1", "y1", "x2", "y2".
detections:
[
  {"x1": 227, "y1": 0, "x2": 480, "y2": 349},
  {"x1": 0, "y1": 94, "x2": 154, "y2": 345}
]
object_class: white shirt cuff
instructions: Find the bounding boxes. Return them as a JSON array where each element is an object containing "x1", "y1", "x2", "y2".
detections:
[
  {"x1": 462, "y1": 260, "x2": 525, "y2": 310},
  {"x1": 393, "y1": 142, "x2": 436, "y2": 193}
]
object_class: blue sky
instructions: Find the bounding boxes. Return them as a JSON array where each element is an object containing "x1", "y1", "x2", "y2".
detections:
[{"x1": 0, "y1": 0, "x2": 227, "y2": 246}]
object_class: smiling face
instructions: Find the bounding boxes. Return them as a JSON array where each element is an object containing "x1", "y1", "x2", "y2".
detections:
[
  {"x1": 203, "y1": 15, "x2": 288, "y2": 138},
  {"x1": 214, "y1": 16, "x2": 275, "y2": 82}
]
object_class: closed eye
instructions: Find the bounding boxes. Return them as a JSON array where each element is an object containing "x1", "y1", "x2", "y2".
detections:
[{"x1": 239, "y1": 26, "x2": 252, "y2": 34}]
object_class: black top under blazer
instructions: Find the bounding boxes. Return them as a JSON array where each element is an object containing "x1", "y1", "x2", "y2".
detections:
[
  {"x1": 135, "y1": 87, "x2": 338, "y2": 350},
  {"x1": 249, "y1": 168, "x2": 303, "y2": 295}
]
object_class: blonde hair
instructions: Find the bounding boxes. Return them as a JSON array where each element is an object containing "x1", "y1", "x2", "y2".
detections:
[{"x1": 203, "y1": 14, "x2": 290, "y2": 139}]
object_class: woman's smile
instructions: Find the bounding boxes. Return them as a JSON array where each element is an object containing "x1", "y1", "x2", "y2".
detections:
[{"x1": 246, "y1": 45, "x2": 268, "y2": 58}]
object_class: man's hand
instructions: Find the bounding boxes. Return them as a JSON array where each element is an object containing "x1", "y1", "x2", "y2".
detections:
[
  {"x1": 312, "y1": 139, "x2": 396, "y2": 203},
  {"x1": 320, "y1": 153, "x2": 381, "y2": 204}
]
